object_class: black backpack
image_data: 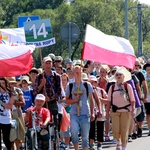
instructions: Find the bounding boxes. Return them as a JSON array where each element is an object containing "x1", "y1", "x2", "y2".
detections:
[{"x1": 69, "y1": 82, "x2": 89, "y2": 99}]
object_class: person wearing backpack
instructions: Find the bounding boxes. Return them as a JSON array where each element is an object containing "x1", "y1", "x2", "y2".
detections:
[
  {"x1": 33, "y1": 56, "x2": 62, "y2": 113},
  {"x1": 106, "y1": 67, "x2": 135, "y2": 150},
  {"x1": 66, "y1": 65, "x2": 96, "y2": 150}
]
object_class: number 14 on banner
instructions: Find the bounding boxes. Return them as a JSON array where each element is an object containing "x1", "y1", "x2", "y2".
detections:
[
  {"x1": 30, "y1": 23, "x2": 48, "y2": 40},
  {"x1": 24, "y1": 18, "x2": 55, "y2": 48},
  {"x1": 24, "y1": 19, "x2": 53, "y2": 42}
]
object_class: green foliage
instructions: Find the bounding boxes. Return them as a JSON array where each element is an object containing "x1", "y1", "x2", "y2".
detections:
[{"x1": 1, "y1": 0, "x2": 150, "y2": 67}]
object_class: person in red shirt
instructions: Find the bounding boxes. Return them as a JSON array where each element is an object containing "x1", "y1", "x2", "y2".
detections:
[
  {"x1": 24, "y1": 94, "x2": 51, "y2": 149},
  {"x1": 25, "y1": 94, "x2": 50, "y2": 128}
]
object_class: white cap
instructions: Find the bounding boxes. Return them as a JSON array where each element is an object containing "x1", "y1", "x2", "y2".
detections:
[
  {"x1": 43, "y1": 56, "x2": 52, "y2": 62},
  {"x1": 35, "y1": 94, "x2": 45, "y2": 101},
  {"x1": 89, "y1": 75, "x2": 98, "y2": 82}
]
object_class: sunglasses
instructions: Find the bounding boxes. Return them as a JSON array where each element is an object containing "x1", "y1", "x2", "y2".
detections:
[
  {"x1": 112, "y1": 70, "x2": 116, "y2": 74},
  {"x1": 55, "y1": 60, "x2": 61, "y2": 63},
  {"x1": 115, "y1": 73, "x2": 122, "y2": 76},
  {"x1": 135, "y1": 65, "x2": 140, "y2": 67}
]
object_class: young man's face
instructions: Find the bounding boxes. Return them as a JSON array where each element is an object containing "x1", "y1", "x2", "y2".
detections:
[
  {"x1": 146, "y1": 66, "x2": 150, "y2": 76},
  {"x1": 73, "y1": 67, "x2": 82, "y2": 79},
  {"x1": 43, "y1": 61, "x2": 52, "y2": 70}
]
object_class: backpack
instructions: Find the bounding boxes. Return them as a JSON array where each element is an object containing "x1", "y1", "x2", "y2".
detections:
[
  {"x1": 69, "y1": 82, "x2": 89, "y2": 99},
  {"x1": 111, "y1": 82, "x2": 131, "y2": 112}
]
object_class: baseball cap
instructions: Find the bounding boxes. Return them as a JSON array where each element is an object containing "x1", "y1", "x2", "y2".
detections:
[
  {"x1": 35, "y1": 94, "x2": 45, "y2": 101},
  {"x1": 43, "y1": 56, "x2": 52, "y2": 62},
  {"x1": 65, "y1": 58, "x2": 72, "y2": 64}
]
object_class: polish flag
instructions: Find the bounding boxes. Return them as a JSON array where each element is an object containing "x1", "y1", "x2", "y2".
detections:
[
  {"x1": 82, "y1": 25, "x2": 136, "y2": 69},
  {"x1": 0, "y1": 44, "x2": 35, "y2": 77}
]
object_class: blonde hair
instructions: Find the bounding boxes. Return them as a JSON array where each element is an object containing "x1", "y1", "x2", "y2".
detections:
[{"x1": 73, "y1": 65, "x2": 82, "y2": 72}]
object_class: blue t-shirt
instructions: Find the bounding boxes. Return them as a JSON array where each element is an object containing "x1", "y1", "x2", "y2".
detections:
[
  {"x1": 22, "y1": 89, "x2": 34, "y2": 112},
  {"x1": 66, "y1": 81, "x2": 93, "y2": 117}
]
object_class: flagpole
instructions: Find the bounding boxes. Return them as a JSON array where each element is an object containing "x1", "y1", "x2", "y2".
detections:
[
  {"x1": 39, "y1": 48, "x2": 43, "y2": 66},
  {"x1": 39, "y1": 48, "x2": 48, "y2": 109}
]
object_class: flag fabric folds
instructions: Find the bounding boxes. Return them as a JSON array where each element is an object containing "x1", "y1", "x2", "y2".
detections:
[
  {"x1": 0, "y1": 44, "x2": 35, "y2": 77},
  {"x1": 82, "y1": 24, "x2": 136, "y2": 69}
]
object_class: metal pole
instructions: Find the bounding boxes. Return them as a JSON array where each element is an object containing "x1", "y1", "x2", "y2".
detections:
[
  {"x1": 68, "y1": 22, "x2": 72, "y2": 58},
  {"x1": 137, "y1": 4, "x2": 142, "y2": 56},
  {"x1": 125, "y1": 0, "x2": 129, "y2": 39}
]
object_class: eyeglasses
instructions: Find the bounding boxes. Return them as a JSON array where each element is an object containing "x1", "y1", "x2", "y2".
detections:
[
  {"x1": 135, "y1": 65, "x2": 140, "y2": 67},
  {"x1": 115, "y1": 74, "x2": 122, "y2": 77}
]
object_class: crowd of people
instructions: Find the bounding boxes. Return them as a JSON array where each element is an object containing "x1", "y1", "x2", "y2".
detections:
[{"x1": 0, "y1": 53, "x2": 150, "y2": 150}]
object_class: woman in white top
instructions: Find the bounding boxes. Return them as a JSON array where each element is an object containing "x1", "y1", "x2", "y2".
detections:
[
  {"x1": 106, "y1": 67, "x2": 135, "y2": 150},
  {"x1": 0, "y1": 78, "x2": 14, "y2": 150}
]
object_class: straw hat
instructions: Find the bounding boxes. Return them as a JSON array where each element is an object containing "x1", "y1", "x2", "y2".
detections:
[
  {"x1": 81, "y1": 73, "x2": 89, "y2": 81},
  {"x1": 109, "y1": 66, "x2": 131, "y2": 82},
  {"x1": 29, "y1": 67, "x2": 39, "y2": 74},
  {"x1": 101, "y1": 65, "x2": 110, "y2": 73},
  {"x1": 6, "y1": 77, "x2": 17, "y2": 84},
  {"x1": 18, "y1": 76, "x2": 32, "y2": 85}
]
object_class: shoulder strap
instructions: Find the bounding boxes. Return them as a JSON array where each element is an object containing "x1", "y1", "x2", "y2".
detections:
[
  {"x1": 100, "y1": 89, "x2": 104, "y2": 98},
  {"x1": 15, "y1": 87, "x2": 20, "y2": 94},
  {"x1": 69, "y1": 83, "x2": 73, "y2": 99},
  {"x1": 124, "y1": 82, "x2": 128, "y2": 93},
  {"x1": 111, "y1": 84, "x2": 115, "y2": 105},
  {"x1": 123, "y1": 82, "x2": 130, "y2": 102},
  {"x1": 38, "y1": 73, "x2": 43, "y2": 85},
  {"x1": 53, "y1": 71, "x2": 57, "y2": 79},
  {"x1": 83, "y1": 82, "x2": 88, "y2": 97}
]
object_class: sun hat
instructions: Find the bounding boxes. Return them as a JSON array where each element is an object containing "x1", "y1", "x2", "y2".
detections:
[
  {"x1": 35, "y1": 94, "x2": 45, "y2": 101},
  {"x1": 55, "y1": 56, "x2": 63, "y2": 61},
  {"x1": 29, "y1": 67, "x2": 39, "y2": 74},
  {"x1": 7, "y1": 77, "x2": 17, "y2": 84},
  {"x1": 48, "y1": 53, "x2": 55, "y2": 60},
  {"x1": 101, "y1": 65, "x2": 110, "y2": 73},
  {"x1": 43, "y1": 56, "x2": 52, "y2": 62},
  {"x1": 109, "y1": 66, "x2": 131, "y2": 82},
  {"x1": 74, "y1": 59, "x2": 84, "y2": 67},
  {"x1": 81, "y1": 73, "x2": 89, "y2": 81},
  {"x1": 112, "y1": 66, "x2": 119, "y2": 71},
  {"x1": 89, "y1": 75, "x2": 98, "y2": 82},
  {"x1": 18, "y1": 76, "x2": 32, "y2": 85}
]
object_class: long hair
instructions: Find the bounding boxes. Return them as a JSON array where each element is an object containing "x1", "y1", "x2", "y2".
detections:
[{"x1": 0, "y1": 78, "x2": 12, "y2": 96}]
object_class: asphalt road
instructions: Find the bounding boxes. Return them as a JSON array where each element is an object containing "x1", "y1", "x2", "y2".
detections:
[
  {"x1": 2, "y1": 122, "x2": 150, "y2": 150},
  {"x1": 69, "y1": 121, "x2": 150, "y2": 150}
]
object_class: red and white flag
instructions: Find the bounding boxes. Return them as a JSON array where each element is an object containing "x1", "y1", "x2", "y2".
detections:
[
  {"x1": 82, "y1": 24, "x2": 136, "y2": 69},
  {"x1": 0, "y1": 44, "x2": 35, "y2": 77}
]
